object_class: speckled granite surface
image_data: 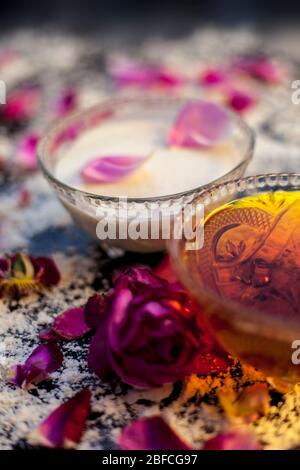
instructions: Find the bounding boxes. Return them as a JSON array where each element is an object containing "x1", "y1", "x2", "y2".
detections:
[{"x1": 1, "y1": 27, "x2": 300, "y2": 450}]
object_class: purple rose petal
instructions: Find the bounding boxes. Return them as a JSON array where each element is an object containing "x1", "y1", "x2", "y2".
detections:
[
  {"x1": 84, "y1": 294, "x2": 109, "y2": 330},
  {"x1": 108, "y1": 57, "x2": 184, "y2": 88},
  {"x1": 168, "y1": 100, "x2": 231, "y2": 148},
  {"x1": 0, "y1": 258, "x2": 9, "y2": 278},
  {"x1": 39, "y1": 328, "x2": 60, "y2": 343},
  {"x1": 2, "y1": 86, "x2": 40, "y2": 123},
  {"x1": 16, "y1": 132, "x2": 40, "y2": 170},
  {"x1": 88, "y1": 323, "x2": 114, "y2": 381},
  {"x1": 119, "y1": 416, "x2": 191, "y2": 450},
  {"x1": 54, "y1": 88, "x2": 77, "y2": 116},
  {"x1": 32, "y1": 389, "x2": 91, "y2": 449},
  {"x1": 52, "y1": 307, "x2": 91, "y2": 341},
  {"x1": 199, "y1": 67, "x2": 228, "y2": 87},
  {"x1": 226, "y1": 87, "x2": 257, "y2": 113},
  {"x1": 9, "y1": 343, "x2": 63, "y2": 389},
  {"x1": 203, "y1": 430, "x2": 262, "y2": 450},
  {"x1": 32, "y1": 256, "x2": 61, "y2": 287},
  {"x1": 232, "y1": 56, "x2": 288, "y2": 84},
  {"x1": 81, "y1": 155, "x2": 148, "y2": 183}
]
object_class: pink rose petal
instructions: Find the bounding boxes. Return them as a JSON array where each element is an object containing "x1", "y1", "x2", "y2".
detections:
[
  {"x1": 32, "y1": 389, "x2": 91, "y2": 449},
  {"x1": 81, "y1": 155, "x2": 148, "y2": 183},
  {"x1": 9, "y1": 343, "x2": 63, "y2": 389},
  {"x1": 226, "y1": 87, "x2": 257, "y2": 113},
  {"x1": 2, "y1": 86, "x2": 40, "y2": 123},
  {"x1": 52, "y1": 307, "x2": 91, "y2": 340},
  {"x1": 203, "y1": 430, "x2": 262, "y2": 450},
  {"x1": 168, "y1": 100, "x2": 231, "y2": 148},
  {"x1": 84, "y1": 294, "x2": 109, "y2": 330},
  {"x1": 39, "y1": 328, "x2": 60, "y2": 342},
  {"x1": 54, "y1": 88, "x2": 77, "y2": 116},
  {"x1": 108, "y1": 57, "x2": 183, "y2": 88},
  {"x1": 232, "y1": 56, "x2": 289, "y2": 84},
  {"x1": 31, "y1": 256, "x2": 61, "y2": 287},
  {"x1": 16, "y1": 133, "x2": 40, "y2": 170},
  {"x1": 119, "y1": 416, "x2": 192, "y2": 450},
  {"x1": 200, "y1": 67, "x2": 228, "y2": 87}
]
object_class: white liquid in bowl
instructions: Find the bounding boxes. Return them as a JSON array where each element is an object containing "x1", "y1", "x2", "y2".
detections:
[{"x1": 55, "y1": 118, "x2": 240, "y2": 199}]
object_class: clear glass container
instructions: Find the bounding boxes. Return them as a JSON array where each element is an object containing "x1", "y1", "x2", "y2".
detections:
[
  {"x1": 38, "y1": 96, "x2": 254, "y2": 252},
  {"x1": 169, "y1": 173, "x2": 300, "y2": 391}
]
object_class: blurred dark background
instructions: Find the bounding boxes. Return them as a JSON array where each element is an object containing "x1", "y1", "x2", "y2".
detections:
[{"x1": 0, "y1": 0, "x2": 300, "y2": 38}]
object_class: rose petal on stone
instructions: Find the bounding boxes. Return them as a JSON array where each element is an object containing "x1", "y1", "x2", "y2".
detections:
[
  {"x1": 199, "y1": 67, "x2": 228, "y2": 87},
  {"x1": 32, "y1": 389, "x2": 91, "y2": 449},
  {"x1": 88, "y1": 324, "x2": 114, "y2": 381},
  {"x1": 218, "y1": 383, "x2": 270, "y2": 422},
  {"x1": 119, "y1": 416, "x2": 192, "y2": 450},
  {"x1": 114, "y1": 266, "x2": 169, "y2": 290},
  {"x1": 16, "y1": 133, "x2": 40, "y2": 170},
  {"x1": 54, "y1": 88, "x2": 77, "y2": 116},
  {"x1": 84, "y1": 294, "x2": 109, "y2": 330},
  {"x1": 52, "y1": 307, "x2": 91, "y2": 340},
  {"x1": 0, "y1": 257, "x2": 9, "y2": 278},
  {"x1": 232, "y1": 56, "x2": 289, "y2": 84},
  {"x1": 39, "y1": 328, "x2": 60, "y2": 342},
  {"x1": 168, "y1": 100, "x2": 231, "y2": 148},
  {"x1": 108, "y1": 57, "x2": 183, "y2": 88},
  {"x1": 9, "y1": 343, "x2": 63, "y2": 389},
  {"x1": 81, "y1": 155, "x2": 148, "y2": 183},
  {"x1": 226, "y1": 87, "x2": 257, "y2": 113},
  {"x1": 2, "y1": 86, "x2": 40, "y2": 123},
  {"x1": 203, "y1": 430, "x2": 262, "y2": 450},
  {"x1": 32, "y1": 256, "x2": 61, "y2": 287}
]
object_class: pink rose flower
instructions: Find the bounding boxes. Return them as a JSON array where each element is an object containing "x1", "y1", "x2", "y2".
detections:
[{"x1": 88, "y1": 267, "x2": 230, "y2": 388}]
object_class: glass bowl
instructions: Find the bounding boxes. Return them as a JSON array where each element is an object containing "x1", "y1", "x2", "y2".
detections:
[
  {"x1": 38, "y1": 96, "x2": 254, "y2": 252},
  {"x1": 169, "y1": 173, "x2": 300, "y2": 391}
]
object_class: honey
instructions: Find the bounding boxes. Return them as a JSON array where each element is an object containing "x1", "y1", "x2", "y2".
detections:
[{"x1": 197, "y1": 191, "x2": 300, "y2": 319}]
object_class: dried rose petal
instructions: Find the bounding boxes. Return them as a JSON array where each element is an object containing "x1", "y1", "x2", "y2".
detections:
[
  {"x1": 81, "y1": 155, "x2": 148, "y2": 183},
  {"x1": 84, "y1": 294, "x2": 109, "y2": 330},
  {"x1": 114, "y1": 266, "x2": 169, "y2": 290},
  {"x1": 88, "y1": 324, "x2": 113, "y2": 381},
  {"x1": 119, "y1": 416, "x2": 191, "y2": 450},
  {"x1": 232, "y1": 56, "x2": 288, "y2": 84},
  {"x1": 52, "y1": 307, "x2": 91, "y2": 341},
  {"x1": 218, "y1": 384, "x2": 270, "y2": 422},
  {"x1": 0, "y1": 254, "x2": 60, "y2": 299},
  {"x1": 200, "y1": 67, "x2": 228, "y2": 87},
  {"x1": 0, "y1": 258, "x2": 9, "y2": 276},
  {"x1": 108, "y1": 57, "x2": 183, "y2": 89},
  {"x1": 32, "y1": 389, "x2": 91, "y2": 449},
  {"x1": 54, "y1": 88, "x2": 77, "y2": 116},
  {"x1": 39, "y1": 328, "x2": 60, "y2": 342},
  {"x1": 16, "y1": 132, "x2": 40, "y2": 170},
  {"x1": 226, "y1": 87, "x2": 257, "y2": 113},
  {"x1": 203, "y1": 430, "x2": 262, "y2": 450},
  {"x1": 168, "y1": 100, "x2": 231, "y2": 148},
  {"x1": 31, "y1": 256, "x2": 61, "y2": 287},
  {"x1": 9, "y1": 343, "x2": 63, "y2": 389},
  {"x1": 2, "y1": 86, "x2": 40, "y2": 123}
]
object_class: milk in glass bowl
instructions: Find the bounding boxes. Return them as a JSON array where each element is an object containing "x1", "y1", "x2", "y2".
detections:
[{"x1": 38, "y1": 96, "x2": 254, "y2": 252}]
